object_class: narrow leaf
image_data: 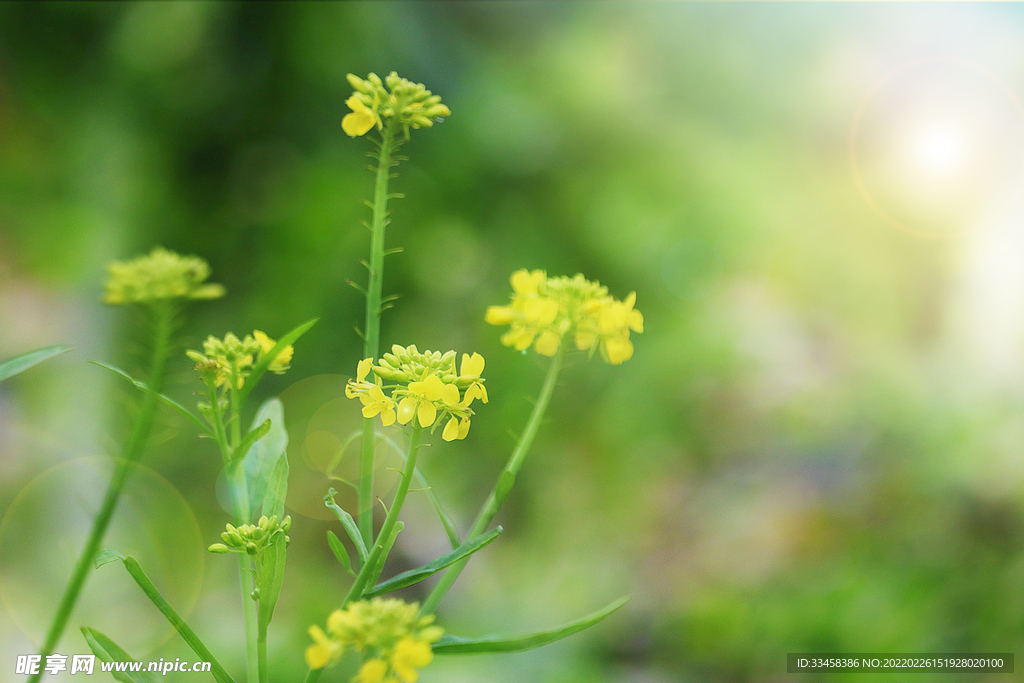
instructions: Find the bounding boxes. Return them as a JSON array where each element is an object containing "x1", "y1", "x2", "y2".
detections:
[
  {"x1": 232, "y1": 419, "x2": 271, "y2": 463},
  {"x1": 94, "y1": 548, "x2": 125, "y2": 569},
  {"x1": 261, "y1": 454, "x2": 289, "y2": 520},
  {"x1": 0, "y1": 345, "x2": 71, "y2": 383},
  {"x1": 117, "y1": 555, "x2": 237, "y2": 683},
  {"x1": 433, "y1": 596, "x2": 630, "y2": 655},
  {"x1": 89, "y1": 360, "x2": 212, "y2": 436},
  {"x1": 325, "y1": 488, "x2": 368, "y2": 564},
  {"x1": 81, "y1": 627, "x2": 158, "y2": 683},
  {"x1": 328, "y1": 530, "x2": 355, "y2": 576},
  {"x1": 257, "y1": 531, "x2": 287, "y2": 634},
  {"x1": 365, "y1": 527, "x2": 502, "y2": 598},
  {"x1": 239, "y1": 318, "x2": 318, "y2": 404}
]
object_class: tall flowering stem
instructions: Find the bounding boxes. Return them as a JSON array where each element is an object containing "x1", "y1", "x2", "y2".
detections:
[
  {"x1": 345, "y1": 72, "x2": 451, "y2": 550},
  {"x1": 32, "y1": 302, "x2": 175, "y2": 682},
  {"x1": 359, "y1": 116, "x2": 399, "y2": 550},
  {"x1": 31, "y1": 248, "x2": 223, "y2": 683},
  {"x1": 422, "y1": 342, "x2": 565, "y2": 615}
]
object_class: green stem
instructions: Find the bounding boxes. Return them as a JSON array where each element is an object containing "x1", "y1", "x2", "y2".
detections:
[
  {"x1": 258, "y1": 631, "x2": 268, "y2": 683},
  {"x1": 346, "y1": 422, "x2": 422, "y2": 606},
  {"x1": 422, "y1": 343, "x2": 567, "y2": 615},
  {"x1": 30, "y1": 301, "x2": 175, "y2": 683},
  {"x1": 302, "y1": 668, "x2": 323, "y2": 683},
  {"x1": 226, "y1": 384, "x2": 259, "y2": 683},
  {"x1": 359, "y1": 121, "x2": 399, "y2": 550}
]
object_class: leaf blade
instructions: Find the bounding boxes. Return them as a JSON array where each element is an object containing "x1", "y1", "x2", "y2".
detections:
[
  {"x1": 81, "y1": 627, "x2": 159, "y2": 683},
  {"x1": 365, "y1": 527, "x2": 502, "y2": 598},
  {"x1": 328, "y1": 530, "x2": 355, "y2": 576},
  {"x1": 325, "y1": 488, "x2": 368, "y2": 565},
  {"x1": 238, "y1": 318, "x2": 318, "y2": 404},
  {"x1": 89, "y1": 360, "x2": 212, "y2": 436},
  {"x1": 0, "y1": 345, "x2": 71, "y2": 383},
  {"x1": 432, "y1": 596, "x2": 630, "y2": 655}
]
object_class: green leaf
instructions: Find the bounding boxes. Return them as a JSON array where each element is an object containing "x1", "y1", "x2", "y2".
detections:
[
  {"x1": 243, "y1": 398, "x2": 289, "y2": 521},
  {"x1": 257, "y1": 531, "x2": 287, "y2": 635},
  {"x1": 89, "y1": 360, "x2": 212, "y2": 436},
  {"x1": 328, "y1": 530, "x2": 355, "y2": 576},
  {"x1": 433, "y1": 596, "x2": 629, "y2": 655},
  {"x1": 114, "y1": 555, "x2": 237, "y2": 683},
  {"x1": 0, "y1": 345, "x2": 71, "y2": 383},
  {"x1": 325, "y1": 488, "x2": 368, "y2": 565},
  {"x1": 261, "y1": 453, "x2": 289, "y2": 520},
  {"x1": 81, "y1": 627, "x2": 159, "y2": 683},
  {"x1": 232, "y1": 419, "x2": 271, "y2": 463},
  {"x1": 238, "y1": 318, "x2": 318, "y2": 404},
  {"x1": 94, "y1": 548, "x2": 125, "y2": 569},
  {"x1": 365, "y1": 527, "x2": 503, "y2": 598}
]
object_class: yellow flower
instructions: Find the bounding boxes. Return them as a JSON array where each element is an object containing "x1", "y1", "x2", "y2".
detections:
[
  {"x1": 361, "y1": 385, "x2": 397, "y2": 426},
  {"x1": 343, "y1": 95, "x2": 379, "y2": 137},
  {"x1": 355, "y1": 659, "x2": 389, "y2": 683},
  {"x1": 390, "y1": 637, "x2": 433, "y2": 683},
  {"x1": 487, "y1": 270, "x2": 642, "y2": 364},
  {"x1": 253, "y1": 330, "x2": 293, "y2": 374},
  {"x1": 398, "y1": 374, "x2": 459, "y2": 428},
  {"x1": 305, "y1": 625, "x2": 343, "y2": 670}
]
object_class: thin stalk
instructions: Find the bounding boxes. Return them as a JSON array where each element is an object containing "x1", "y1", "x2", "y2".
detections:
[
  {"x1": 30, "y1": 301, "x2": 175, "y2": 683},
  {"x1": 422, "y1": 343, "x2": 567, "y2": 615},
  {"x1": 346, "y1": 423, "x2": 422, "y2": 606},
  {"x1": 359, "y1": 120, "x2": 400, "y2": 549},
  {"x1": 302, "y1": 668, "x2": 323, "y2": 683},
  {"x1": 226, "y1": 382, "x2": 259, "y2": 683}
]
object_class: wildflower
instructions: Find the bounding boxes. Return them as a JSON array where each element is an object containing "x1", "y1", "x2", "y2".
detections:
[
  {"x1": 346, "y1": 345, "x2": 487, "y2": 440},
  {"x1": 344, "y1": 72, "x2": 451, "y2": 139},
  {"x1": 342, "y1": 94, "x2": 380, "y2": 137},
  {"x1": 188, "y1": 329, "x2": 294, "y2": 391},
  {"x1": 486, "y1": 270, "x2": 644, "y2": 364},
  {"x1": 103, "y1": 247, "x2": 224, "y2": 305},
  {"x1": 304, "y1": 598, "x2": 443, "y2": 683}
]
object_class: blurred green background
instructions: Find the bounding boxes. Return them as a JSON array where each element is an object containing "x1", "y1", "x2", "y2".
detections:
[{"x1": 3, "y1": 2, "x2": 1024, "y2": 681}]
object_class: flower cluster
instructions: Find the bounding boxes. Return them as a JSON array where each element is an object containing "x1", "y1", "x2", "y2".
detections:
[
  {"x1": 103, "y1": 247, "x2": 225, "y2": 305},
  {"x1": 306, "y1": 598, "x2": 443, "y2": 683},
  {"x1": 343, "y1": 72, "x2": 451, "y2": 138},
  {"x1": 207, "y1": 515, "x2": 292, "y2": 556},
  {"x1": 187, "y1": 330, "x2": 293, "y2": 390},
  {"x1": 485, "y1": 270, "x2": 644, "y2": 365},
  {"x1": 346, "y1": 345, "x2": 487, "y2": 441}
]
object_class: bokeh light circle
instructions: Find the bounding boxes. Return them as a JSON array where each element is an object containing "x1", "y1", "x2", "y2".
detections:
[
  {"x1": 0, "y1": 457, "x2": 204, "y2": 655},
  {"x1": 661, "y1": 238, "x2": 724, "y2": 301},
  {"x1": 276, "y1": 374, "x2": 408, "y2": 521},
  {"x1": 850, "y1": 58, "x2": 1024, "y2": 238}
]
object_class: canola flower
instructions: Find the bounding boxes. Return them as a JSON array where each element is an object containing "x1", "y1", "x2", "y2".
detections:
[
  {"x1": 207, "y1": 515, "x2": 291, "y2": 556},
  {"x1": 305, "y1": 598, "x2": 443, "y2": 682},
  {"x1": 346, "y1": 345, "x2": 486, "y2": 441},
  {"x1": 343, "y1": 72, "x2": 451, "y2": 138},
  {"x1": 486, "y1": 270, "x2": 644, "y2": 364},
  {"x1": 104, "y1": 246, "x2": 225, "y2": 305},
  {"x1": 187, "y1": 330, "x2": 293, "y2": 390}
]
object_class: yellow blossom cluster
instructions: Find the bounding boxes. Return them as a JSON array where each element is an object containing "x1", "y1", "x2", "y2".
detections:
[
  {"x1": 343, "y1": 72, "x2": 451, "y2": 138},
  {"x1": 305, "y1": 598, "x2": 443, "y2": 683},
  {"x1": 187, "y1": 330, "x2": 293, "y2": 390},
  {"x1": 485, "y1": 270, "x2": 644, "y2": 364},
  {"x1": 346, "y1": 345, "x2": 487, "y2": 441},
  {"x1": 103, "y1": 247, "x2": 224, "y2": 305}
]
